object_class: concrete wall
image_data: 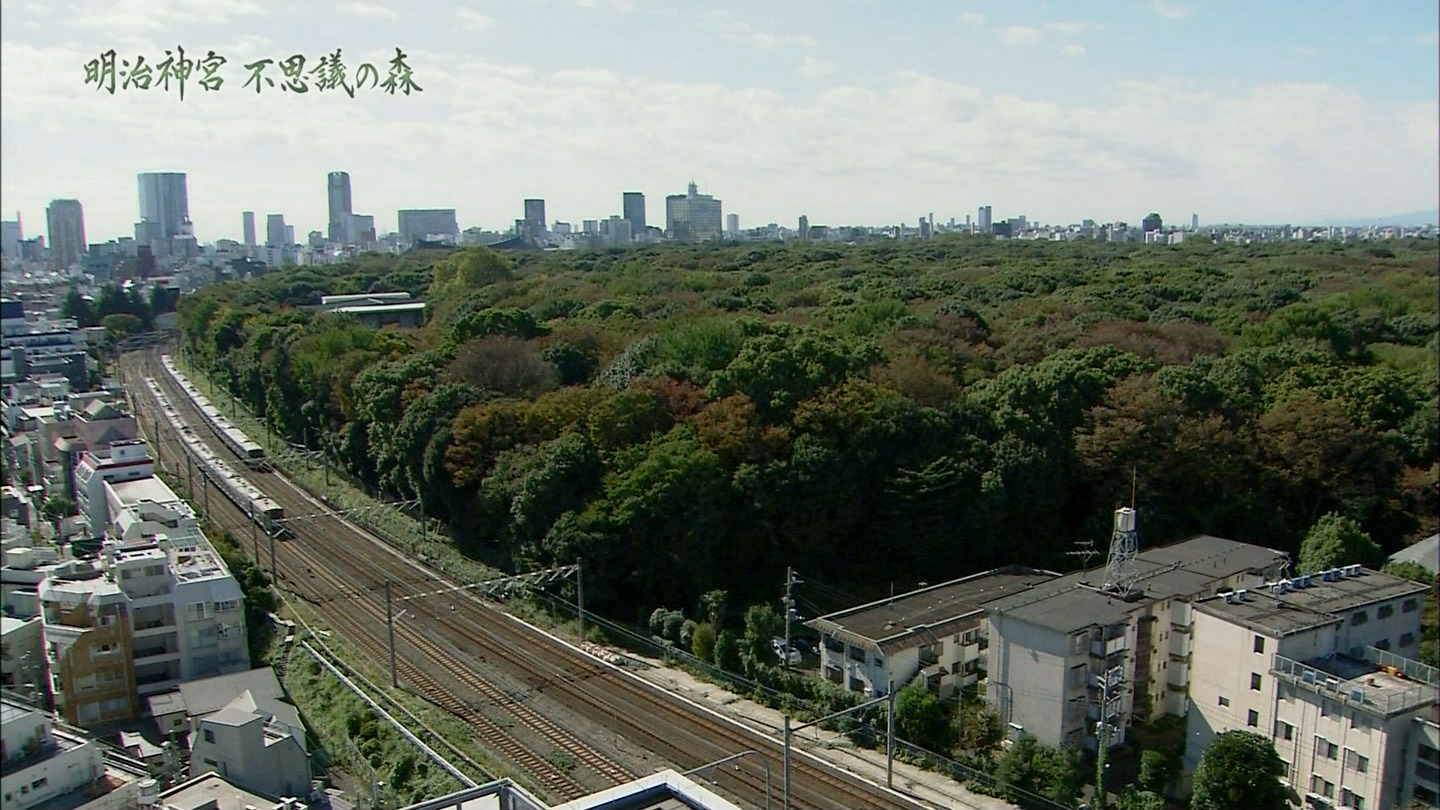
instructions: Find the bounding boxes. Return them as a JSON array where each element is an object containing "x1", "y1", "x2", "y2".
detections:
[{"x1": 987, "y1": 612, "x2": 1073, "y2": 748}]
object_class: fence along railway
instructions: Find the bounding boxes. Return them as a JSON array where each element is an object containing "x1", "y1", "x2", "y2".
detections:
[{"x1": 131, "y1": 350, "x2": 933, "y2": 810}]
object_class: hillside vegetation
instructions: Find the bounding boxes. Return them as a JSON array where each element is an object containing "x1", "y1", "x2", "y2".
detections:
[{"x1": 178, "y1": 237, "x2": 1439, "y2": 621}]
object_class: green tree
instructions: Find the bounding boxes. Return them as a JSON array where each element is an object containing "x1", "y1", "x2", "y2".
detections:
[
  {"x1": 1190, "y1": 730, "x2": 1288, "y2": 810},
  {"x1": 993, "y1": 734, "x2": 1083, "y2": 808},
  {"x1": 428, "y1": 247, "x2": 514, "y2": 300},
  {"x1": 1298, "y1": 512, "x2": 1384, "y2": 573},
  {"x1": 1117, "y1": 786, "x2": 1165, "y2": 810},
  {"x1": 893, "y1": 685, "x2": 953, "y2": 753},
  {"x1": 713, "y1": 629, "x2": 741, "y2": 672},
  {"x1": 43, "y1": 495, "x2": 77, "y2": 535},
  {"x1": 101, "y1": 312, "x2": 144, "y2": 339},
  {"x1": 740, "y1": 604, "x2": 783, "y2": 672},
  {"x1": 691, "y1": 622, "x2": 717, "y2": 662},
  {"x1": 958, "y1": 702, "x2": 1004, "y2": 753},
  {"x1": 1138, "y1": 748, "x2": 1179, "y2": 795},
  {"x1": 699, "y1": 589, "x2": 728, "y2": 628}
]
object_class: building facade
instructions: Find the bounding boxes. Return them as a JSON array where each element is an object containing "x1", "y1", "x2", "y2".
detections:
[
  {"x1": 397, "y1": 209, "x2": 459, "y2": 246},
  {"x1": 622, "y1": 192, "x2": 646, "y2": 234},
  {"x1": 1, "y1": 699, "x2": 141, "y2": 810},
  {"x1": 326, "y1": 172, "x2": 352, "y2": 244},
  {"x1": 241, "y1": 212, "x2": 256, "y2": 249},
  {"x1": 665, "y1": 182, "x2": 722, "y2": 243},
  {"x1": 73, "y1": 440, "x2": 154, "y2": 537},
  {"x1": 45, "y1": 200, "x2": 86, "y2": 271}
]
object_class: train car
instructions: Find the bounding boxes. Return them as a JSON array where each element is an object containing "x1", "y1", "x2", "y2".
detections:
[{"x1": 159, "y1": 354, "x2": 266, "y2": 460}]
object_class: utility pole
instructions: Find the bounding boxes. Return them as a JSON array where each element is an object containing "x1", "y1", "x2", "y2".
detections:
[
  {"x1": 202, "y1": 472, "x2": 209, "y2": 515},
  {"x1": 782, "y1": 716, "x2": 791, "y2": 810},
  {"x1": 386, "y1": 580, "x2": 398, "y2": 688},
  {"x1": 186, "y1": 453, "x2": 193, "y2": 499},
  {"x1": 419, "y1": 499, "x2": 427, "y2": 546},
  {"x1": 886, "y1": 679, "x2": 896, "y2": 789},
  {"x1": 153, "y1": 416, "x2": 162, "y2": 464},
  {"x1": 250, "y1": 504, "x2": 258, "y2": 557},
  {"x1": 576, "y1": 557, "x2": 585, "y2": 640},
  {"x1": 269, "y1": 526, "x2": 278, "y2": 584},
  {"x1": 783, "y1": 567, "x2": 801, "y2": 669},
  {"x1": 1094, "y1": 663, "x2": 1124, "y2": 810}
]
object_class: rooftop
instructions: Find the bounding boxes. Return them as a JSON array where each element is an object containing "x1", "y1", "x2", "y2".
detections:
[
  {"x1": 1272, "y1": 646, "x2": 1439, "y2": 717},
  {"x1": 806, "y1": 566, "x2": 1056, "y2": 653},
  {"x1": 175, "y1": 667, "x2": 287, "y2": 719},
  {"x1": 160, "y1": 773, "x2": 300, "y2": 810},
  {"x1": 331, "y1": 301, "x2": 427, "y2": 314},
  {"x1": 107, "y1": 475, "x2": 183, "y2": 508},
  {"x1": 985, "y1": 534, "x2": 1287, "y2": 634},
  {"x1": 1192, "y1": 566, "x2": 1430, "y2": 636},
  {"x1": 1390, "y1": 534, "x2": 1440, "y2": 574}
]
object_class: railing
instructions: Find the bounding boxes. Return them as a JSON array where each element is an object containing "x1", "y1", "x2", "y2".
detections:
[
  {"x1": 1091, "y1": 636, "x2": 1126, "y2": 658},
  {"x1": 1271, "y1": 652, "x2": 1439, "y2": 716}
]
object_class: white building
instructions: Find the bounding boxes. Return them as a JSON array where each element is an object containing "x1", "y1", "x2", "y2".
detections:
[
  {"x1": 984, "y1": 523, "x2": 1288, "y2": 749},
  {"x1": 73, "y1": 440, "x2": 155, "y2": 537},
  {"x1": 807, "y1": 567, "x2": 1055, "y2": 698},
  {"x1": 1185, "y1": 565, "x2": 1434, "y2": 810},
  {"x1": 0, "y1": 698, "x2": 141, "y2": 810}
]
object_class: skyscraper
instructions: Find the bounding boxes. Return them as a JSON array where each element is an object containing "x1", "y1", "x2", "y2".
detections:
[
  {"x1": 0, "y1": 212, "x2": 21, "y2": 258},
  {"x1": 242, "y1": 212, "x2": 256, "y2": 247},
  {"x1": 665, "y1": 182, "x2": 723, "y2": 243},
  {"x1": 523, "y1": 199, "x2": 547, "y2": 237},
  {"x1": 1191, "y1": 213, "x2": 1199, "y2": 231},
  {"x1": 328, "y1": 171, "x2": 353, "y2": 244},
  {"x1": 726, "y1": 213, "x2": 739, "y2": 238},
  {"x1": 136, "y1": 172, "x2": 190, "y2": 246},
  {"x1": 397, "y1": 209, "x2": 459, "y2": 245},
  {"x1": 978, "y1": 205, "x2": 993, "y2": 233},
  {"x1": 46, "y1": 199, "x2": 85, "y2": 270},
  {"x1": 1142, "y1": 212, "x2": 1163, "y2": 233},
  {"x1": 622, "y1": 192, "x2": 646, "y2": 234},
  {"x1": 798, "y1": 215, "x2": 809, "y2": 240},
  {"x1": 266, "y1": 214, "x2": 287, "y2": 247}
]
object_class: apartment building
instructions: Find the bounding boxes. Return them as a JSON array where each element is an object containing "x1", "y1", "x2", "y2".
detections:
[
  {"x1": 984, "y1": 522, "x2": 1288, "y2": 750},
  {"x1": 0, "y1": 698, "x2": 142, "y2": 810},
  {"x1": 806, "y1": 567, "x2": 1055, "y2": 698},
  {"x1": 1185, "y1": 565, "x2": 1435, "y2": 810},
  {"x1": 39, "y1": 474, "x2": 248, "y2": 725},
  {"x1": 73, "y1": 439, "x2": 154, "y2": 536}
]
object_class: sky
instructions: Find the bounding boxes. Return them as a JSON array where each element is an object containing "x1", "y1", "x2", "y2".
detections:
[{"x1": 1, "y1": 0, "x2": 1437, "y2": 243}]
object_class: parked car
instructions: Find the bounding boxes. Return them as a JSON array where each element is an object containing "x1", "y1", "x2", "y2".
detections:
[{"x1": 771, "y1": 637, "x2": 802, "y2": 665}]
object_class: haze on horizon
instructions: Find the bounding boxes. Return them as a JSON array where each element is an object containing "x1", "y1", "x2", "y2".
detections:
[{"x1": 1, "y1": 0, "x2": 1436, "y2": 243}]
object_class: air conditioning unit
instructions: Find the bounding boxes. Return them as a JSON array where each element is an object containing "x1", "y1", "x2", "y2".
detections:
[
  {"x1": 1349, "y1": 688, "x2": 1365, "y2": 702},
  {"x1": 1346, "y1": 564, "x2": 1362, "y2": 577},
  {"x1": 1224, "y1": 593, "x2": 1236, "y2": 604},
  {"x1": 1302, "y1": 670, "x2": 1317, "y2": 684},
  {"x1": 1297, "y1": 576, "x2": 1311, "y2": 589},
  {"x1": 1236, "y1": 589, "x2": 1249, "y2": 601},
  {"x1": 1279, "y1": 579, "x2": 1293, "y2": 592}
]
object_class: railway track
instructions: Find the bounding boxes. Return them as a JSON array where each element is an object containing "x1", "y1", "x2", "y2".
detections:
[{"x1": 128, "y1": 350, "x2": 933, "y2": 810}]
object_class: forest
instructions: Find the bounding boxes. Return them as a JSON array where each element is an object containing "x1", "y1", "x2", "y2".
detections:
[{"x1": 176, "y1": 236, "x2": 1439, "y2": 624}]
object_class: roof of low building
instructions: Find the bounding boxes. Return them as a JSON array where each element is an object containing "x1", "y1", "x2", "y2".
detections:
[
  {"x1": 176, "y1": 667, "x2": 286, "y2": 719},
  {"x1": 1192, "y1": 567, "x2": 1431, "y2": 636},
  {"x1": 805, "y1": 566, "x2": 1057, "y2": 654},
  {"x1": 985, "y1": 535, "x2": 1288, "y2": 635},
  {"x1": 1389, "y1": 534, "x2": 1439, "y2": 574}
]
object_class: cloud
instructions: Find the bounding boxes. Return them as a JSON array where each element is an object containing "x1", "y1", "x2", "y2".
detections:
[
  {"x1": 1046, "y1": 21, "x2": 1100, "y2": 35},
  {"x1": 957, "y1": 12, "x2": 985, "y2": 26},
  {"x1": 798, "y1": 55, "x2": 837, "y2": 80},
  {"x1": 1418, "y1": 31, "x2": 1439, "y2": 46},
  {"x1": 68, "y1": 0, "x2": 265, "y2": 31},
  {"x1": 706, "y1": 11, "x2": 818, "y2": 50},
  {"x1": 1061, "y1": 45, "x2": 1086, "y2": 57},
  {"x1": 1002, "y1": 26, "x2": 1041, "y2": 46},
  {"x1": 1150, "y1": 0, "x2": 1191, "y2": 19},
  {"x1": 455, "y1": 7, "x2": 496, "y2": 30},
  {"x1": 2, "y1": 37, "x2": 1435, "y2": 236},
  {"x1": 576, "y1": 0, "x2": 636, "y2": 10},
  {"x1": 335, "y1": 1, "x2": 397, "y2": 19}
]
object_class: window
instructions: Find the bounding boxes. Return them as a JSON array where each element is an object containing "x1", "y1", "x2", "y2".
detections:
[
  {"x1": 1251, "y1": 672, "x2": 1262, "y2": 691},
  {"x1": 1315, "y1": 737, "x2": 1338, "y2": 759},
  {"x1": 1275, "y1": 720, "x2": 1294, "y2": 741},
  {"x1": 1253, "y1": 635, "x2": 1265, "y2": 654},
  {"x1": 1375, "y1": 638, "x2": 1391, "y2": 651},
  {"x1": 1378, "y1": 604, "x2": 1394, "y2": 619},
  {"x1": 1340, "y1": 789, "x2": 1365, "y2": 810},
  {"x1": 1343, "y1": 749, "x2": 1369, "y2": 774},
  {"x1": 214, "y1": 599, "x2": 240, "y2": 612},
  {"x1": 1351, "y1": 610, "x2": 1368, "y2": 626},
  {"x1": 1403, "y1": 599, "x2": 1418, "y2": 613},
  {"x1": 203, "y1": 728, "x2": 215, "y2": 744},
  {"x1": 30, "y1": 779, "x2": 47, "y2": 790},
  {"x1": 1218, "y1": 696, "x2": 1230, "y2": 707},
  {"x1": 848, "y1": 646, "x2": 865, "y2": 662},
  {"x1": 144, "y1": 564, "x2": 164, "y2": 577},
  {"x1": 1247, "y1": 709, "x2": 1259, "y2": 727},
  {"x1": 1400, "y1": 632, "x2": 1416, "y2": 647}
]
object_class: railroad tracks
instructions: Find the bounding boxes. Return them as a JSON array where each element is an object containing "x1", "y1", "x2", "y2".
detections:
[{"x1": 130, "y1": 350, "x2": 931, "y2": 810}]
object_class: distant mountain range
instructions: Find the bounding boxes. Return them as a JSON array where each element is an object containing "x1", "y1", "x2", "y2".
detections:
[{"x1": 1309, "y1": 209, "x2": 1439, "y2": 228}]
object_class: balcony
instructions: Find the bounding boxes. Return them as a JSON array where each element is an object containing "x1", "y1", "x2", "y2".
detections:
[{"x1": 1091, "y1": 636, "x2": 1127, "y2": 659}]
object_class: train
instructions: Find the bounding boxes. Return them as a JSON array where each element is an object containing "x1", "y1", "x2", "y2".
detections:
[
  {"x1": 158, "y1": 354, "x2": 265, "y2": 460},
  {"x1": 145, "y1": 377, "x2": 287, "y2": 537}
]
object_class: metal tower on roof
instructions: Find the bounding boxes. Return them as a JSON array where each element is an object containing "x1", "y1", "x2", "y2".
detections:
[{"x1": 1103, "y1": 506, "x2": 1140, "y2": 597}]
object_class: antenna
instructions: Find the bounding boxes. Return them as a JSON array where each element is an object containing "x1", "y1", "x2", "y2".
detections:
[
  {"x1": 1130, "y1": 467, "x2": 1137, "y2": 509},
  {"x1": 1068, "y1": 537, "x2": 1100, "y2": 572},
  {"x1": 1103, "y1": 506, "x2": 1140, "y2": 598}
]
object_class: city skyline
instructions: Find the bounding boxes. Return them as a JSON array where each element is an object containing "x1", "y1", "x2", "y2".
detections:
[{"x1": 1, "y1": 0, "x2": 1436, "y2": 243}]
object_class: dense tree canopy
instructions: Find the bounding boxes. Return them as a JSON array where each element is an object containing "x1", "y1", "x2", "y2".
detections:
[
  {"x1": 1190, "y1": 731, "x2": 1288, "y2": 810},
  {"x1": 178, "y1": 238, "x2": 1439, "y2": 622}
]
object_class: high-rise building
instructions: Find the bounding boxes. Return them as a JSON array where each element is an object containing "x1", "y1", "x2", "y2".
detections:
[
  {"x1": 285, "y1": 225, "x2": 295, "y2": 246},
  {"x1": 136, "y1": 172, "x2": 190, "y2": 247},
  {"x1": 345, "y1": 214, "x2": 376, "y2": 246},
  {"x1": 45, "y1": 199, "x2": 86, "y2": 270},
  {"x1": 582, "y1": 219, "x2": 599, "y2": 234},
  {"x1": 978, "y1": 205, "x2": 993, "y2": 233},
  {"x1": 665, "y1": 181, "x2": 723, "y2": 243},
  {"x1": 1191, "y1": 213, "x2": 1199, "y2": 231},
  {"x1": 798, "y1": 215, "x2": 809, "y2": 240},
  {"x1": 1, "y1": 212, "x2": 21, "y2": 258},
  {"x1": 327, "y1": 171, "x2": 353, "y2": 243},
  {"x1": 1142, "y1": 212, "x2": 1163, "y2": 233},
  {"x1": 523, "y1": 198, "x2": 547, "y2": 236},
  {"x1": 241, "y1": 212, "x2": 256, "y2": 247},
  {"x1": 266, "y1": 214, "x2": 287, "y2": 247},
  {"x1": 605, "y1": 215, "x2": 632, "y2": 247},
  {"x1": 397, "y1": 209, "x2": 459, "y2": 245},
  {"x1": 726, "y1": 213, "x2": 739, "y2": 238},
  {"x1": 622, "y1": 192, "x2": 646, "y2": 234}
]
